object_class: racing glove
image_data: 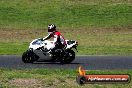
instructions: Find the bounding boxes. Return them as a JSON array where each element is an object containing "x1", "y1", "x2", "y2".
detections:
[{"x1": 39, "y1": 38, "x2": 44, "y2": 41}]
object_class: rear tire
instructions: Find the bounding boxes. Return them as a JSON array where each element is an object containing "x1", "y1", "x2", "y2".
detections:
[
  {"x1": 22, "y1": 50, "x2": 38, "y2": 63},
  {"x1": 60, "y1": 50, "x2": 75, "y2": 64}
]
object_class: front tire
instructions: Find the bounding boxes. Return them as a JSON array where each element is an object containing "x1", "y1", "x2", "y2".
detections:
[
  {"x1": 22, "y1": 50, "x2": 38, "y2": 63},
  {"x1": 60, "y1": 50, "x2": 75, "y2": 64}
]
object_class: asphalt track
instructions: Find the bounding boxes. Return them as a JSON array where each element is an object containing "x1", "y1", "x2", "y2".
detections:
[{"x1": 0, "y1": 55, "x2": 132, "y2": 70}]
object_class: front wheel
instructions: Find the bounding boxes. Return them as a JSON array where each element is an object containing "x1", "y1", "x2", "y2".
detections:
[
  {"x1": 60, "y1": 50, "x2": 75, "y2": 64},
  {"x1": 22, "y1": 50, "x2": 38, "y2": 63}
]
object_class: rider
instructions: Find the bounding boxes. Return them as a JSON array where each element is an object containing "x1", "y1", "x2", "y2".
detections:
[{"x1": 41, "y1": 24, "x2": 66, "y2": 53}]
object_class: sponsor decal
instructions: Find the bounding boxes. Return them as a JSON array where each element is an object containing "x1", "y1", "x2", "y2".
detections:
[{"x1": 76, "y1": 66, "x2": 130, "y2": 85}]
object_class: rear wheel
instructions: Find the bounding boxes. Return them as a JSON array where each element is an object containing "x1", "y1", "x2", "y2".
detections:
[
  {"x1": 22, "y1": 50, "x2": 38, "y2": 63},
  {"x1": 60, "y1": 50, "x2": 75, "y2": 64}
]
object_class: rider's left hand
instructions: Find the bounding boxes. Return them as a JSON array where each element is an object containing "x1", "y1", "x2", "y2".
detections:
[{"x1": 39, "y1": 38, "x2": 44, "y2": 41}]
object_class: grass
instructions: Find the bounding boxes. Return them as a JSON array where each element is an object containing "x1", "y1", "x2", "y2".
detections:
[
  {"x1": 0, "y1": 28, "x2": 132, "y2": 55},
  {"x1": 0, "y1": 68, "x2": 132, "y2": 88},
  {"x1": 0, "y1": 0, "x2": 132, "y2": 55},
  {"x1": 0, "y1": 42, "x2": 28, "y2": 55},
  {"x1": 0, "y1": 0, "x2": 132, "y2": 88},
  {"x1": 0, "y1": 0, "x2": 131, "y2": 29}
]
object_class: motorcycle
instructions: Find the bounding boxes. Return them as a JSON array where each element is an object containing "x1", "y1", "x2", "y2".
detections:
[{"x1": 22, "y1": 38, "x2": 78, "y2": 64}]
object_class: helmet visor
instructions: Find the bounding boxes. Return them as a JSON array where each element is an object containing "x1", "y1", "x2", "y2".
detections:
[{"x1": 48, "y1": 29, "x2": 54, "y2": 32}]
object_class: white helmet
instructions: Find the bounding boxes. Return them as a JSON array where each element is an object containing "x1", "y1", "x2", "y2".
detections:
[{"x1": 48, "y1": 24, "x2": 56, "y2": 33}]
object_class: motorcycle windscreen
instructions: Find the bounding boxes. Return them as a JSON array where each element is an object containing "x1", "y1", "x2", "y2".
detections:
[{"x1": 32, "y1": 40, "x2": 42, "y2": 45}]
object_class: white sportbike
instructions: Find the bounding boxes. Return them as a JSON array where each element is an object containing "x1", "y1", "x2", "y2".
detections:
[{"x1": 22, "y1": 38, "x2": 78, "y2": 64}]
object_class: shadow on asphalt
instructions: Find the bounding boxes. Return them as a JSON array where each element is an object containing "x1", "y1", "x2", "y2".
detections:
[{"x1": 33, "y1": 62, "x2": 81, "y2": 65}]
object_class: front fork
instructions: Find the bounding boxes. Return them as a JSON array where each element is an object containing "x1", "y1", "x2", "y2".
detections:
[{"x1": 75, "y1": 47, "x2": 78, "y2": 52}]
